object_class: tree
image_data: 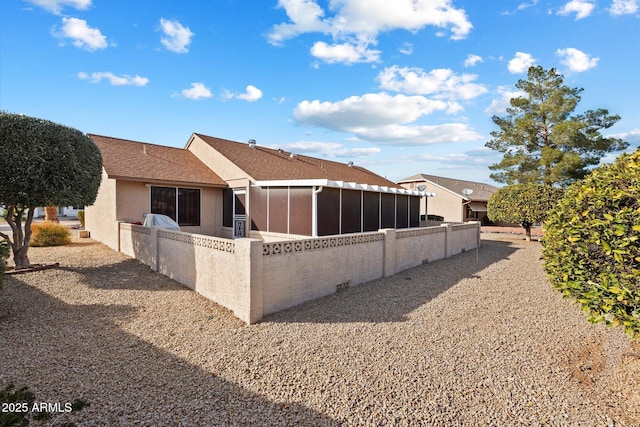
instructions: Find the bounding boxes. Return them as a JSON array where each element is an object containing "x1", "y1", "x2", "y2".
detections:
[
  {"x1": 487, "y1": 183, "x2": 563, "y2": 241},
  {"x1": 486, "y1": 66, "x2": 628, "y2": 187},
  {"x1": 542, "y1": 149, "x2": 640, "y2": 339},
  {"x1": 0, "y1": 112, "x2": 102, "y2": 269}
]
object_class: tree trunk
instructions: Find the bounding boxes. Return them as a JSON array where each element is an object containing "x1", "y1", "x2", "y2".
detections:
[
  {"x1": 522, "y1": 222, "x2": 532, "y2": 242},
  {"x1": 3, "y1": 205, "x2": 35, "y2": 270},
  {"x1": 45, "y1": 206, "x2": 59, "y2": 223}
]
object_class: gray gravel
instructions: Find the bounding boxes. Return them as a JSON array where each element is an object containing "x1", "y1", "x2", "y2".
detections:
[{"x1": 1, "y1": 234, "x2": 638, "y2": 426}]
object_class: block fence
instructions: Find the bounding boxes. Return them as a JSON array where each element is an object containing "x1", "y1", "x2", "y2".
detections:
[{"x1": 118, "y1": 222, "x2": 481, "y2": 323}]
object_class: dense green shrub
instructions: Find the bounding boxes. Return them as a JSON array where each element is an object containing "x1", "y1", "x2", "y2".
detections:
[
  {"x1": 0, "y1": 239, "x2": 9, "y2": 290},
  {"x1": 487, "y1": 183, "x2": 563, "y2": 241},
  {"x1": 542, "y1": 150, "x2": 640, "y2": 339},
  {"x1": 77, "y1": 210, "x2": 85, "y2": 229},
  {"x1": 30, "y1": 222, "x2": 72, "y2": 247}
]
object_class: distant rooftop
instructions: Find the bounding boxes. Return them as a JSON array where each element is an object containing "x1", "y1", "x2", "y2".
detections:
[{"x1": 399, "y1": 174, "x2": 498, "y2": 201}]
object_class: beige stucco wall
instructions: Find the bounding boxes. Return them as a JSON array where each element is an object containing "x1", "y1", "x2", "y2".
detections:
[
  {"x1": 449, "y1": 223, "x2": 481, "y2": 255},
  {"x1": 395, "y1": 227, "x2": 447, "y2": 272},
  {"x1": 261, "y1": 234, "x2": 385, "y2": 316},
  {"x1": 115, "y1": 180, "x2": 224, "y2": 237},
  {"x1": 427, "y1": 189, "x2": 463, "y2": 222},
  {"x1": 187, "y1": 136, "x2": 249, "y2": 182},
  {"x1": 116, "y1": 222, "x2": 480, "y2": 324},
  {"x1": 115, "y1": 180, "x2": 148, "y2": 224},
  {"x1": 85, "y1": 168, "x2": 118, "y2": 250},
  {"x1": 401, "y1": 181, "x2": 463, "y2": 222},
  {"x1": 119, "y1": 224, "x2": 154, "y2": 266}
]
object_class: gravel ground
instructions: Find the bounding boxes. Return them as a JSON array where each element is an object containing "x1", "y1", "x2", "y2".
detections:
[{"x1": 1, "y1": 234, "x2": 638, "y2": 426}]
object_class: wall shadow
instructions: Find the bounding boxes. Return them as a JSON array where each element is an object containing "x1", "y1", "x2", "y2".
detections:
[
  {"x1": 0, "y1": 277, "x2": 337, "y2": 426},
  {"x1": 264, "y1": 238, "x2": 519, "y2": 324},
  {"x1": 58, "y1": 257, "x2": 185, "y2": 291}
]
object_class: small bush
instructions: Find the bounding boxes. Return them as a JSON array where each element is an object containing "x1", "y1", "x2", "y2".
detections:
[
  {"x1": 427, "y1": 214, "x2": 444, "y2": 222},
  {"x1": 30, "y1": 222, "x2": 72, "y2": 247},
  {"x1": 488, "y1": 183, "x2": 563, "y2": 241},
  {"x1": 77, "y1": 210, "x2": 85, "y2": 229},
  {"x1": 0, "y1": 239, "x2": 9, "y2": 290},
  {"x1": 542, "y1": 150, "x2": 640, "y2": 339}
]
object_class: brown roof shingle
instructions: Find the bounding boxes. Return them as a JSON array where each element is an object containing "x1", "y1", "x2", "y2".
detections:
[
  {"x1": 194, "y1": 133, "x2": 403, "y2": 188},
  {"x1": 89, "y1": 134, "x2": 226, "y2": 187}
]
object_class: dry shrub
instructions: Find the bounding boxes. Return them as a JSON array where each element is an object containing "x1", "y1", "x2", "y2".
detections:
[{"x1": 30, "y1": 221, "x2": 72, "y2": 247}]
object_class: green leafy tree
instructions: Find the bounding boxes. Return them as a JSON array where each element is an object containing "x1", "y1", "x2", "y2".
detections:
[
  {"x1": 486, "y1": 66, "x2": 628, "y2": 187},
  {"x1": 487, "y1": 183, "x2": 563, "y2": 241},
  {"x1": 542, "y1": 150, "x2": 640, "y2": 339},
  {"x1": 0, "y1": 112, "x2": 102, "y2": 269}
]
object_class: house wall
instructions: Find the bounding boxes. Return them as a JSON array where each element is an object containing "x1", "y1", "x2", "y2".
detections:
[
  {"x1": 427, "y1": 189, "x2": 463, "y2": 222},
  {"x1": 187, "y1": 136, "x2": 249, "y2": 182},
  {"x1": 117, "y1": 221, "x2": 481, "y2": 324},
  {"x1": 85, "y1": 168, "x2": 118, "y2": 250},
  {"x1": 90, "y1": 179, "x2": 224, "y2": 244}
]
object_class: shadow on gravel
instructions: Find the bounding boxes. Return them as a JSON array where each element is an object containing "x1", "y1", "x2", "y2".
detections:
[
  {"x1": 0, "y1": 277, "x2": 338, "y2": 426},
  {"x1": 58, "y1": 259, "x2": 187, "y2": 291},
  {"x1": 265, "y1": 238, "x2": 520, "y2": 324}
]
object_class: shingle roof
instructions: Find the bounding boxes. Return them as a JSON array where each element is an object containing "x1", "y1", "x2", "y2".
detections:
[
  {"x1": 193, "y1": 133, "x2": 403, "y2": 189},
  {"x1": 399, "y1": 174, "x2": 498, "y2": 201},
  {"x1": 89, "y1": 134, "x2": 226, "y2": 187}
]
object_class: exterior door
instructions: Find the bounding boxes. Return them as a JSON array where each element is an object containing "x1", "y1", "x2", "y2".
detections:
[{"x1": 233, "y1": 191, "x2": 246, "y2": 238}]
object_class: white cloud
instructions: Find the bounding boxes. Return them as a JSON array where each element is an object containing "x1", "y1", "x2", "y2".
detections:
[
  {"x1": 223, "y1": 85, "x2": 264, "y2": 102},
  {"x1": 54, "y1": 17, "x2": 107, "y2": 51},
  {"x1": 464, "y1": 54, "x2": 483, "y2": 67},
  {"x1": 507, "y1": 52, "x2": 536, "y2": 73},
  {"x1": 484, "y1": 85, "x2": 527, "y2": 115},
  {"x1": 274, "y1": 141, "x2": 381, "y2": 158},
  {"x1": 268, "y1": 0, "x2": 472, "y2": 44},
  {"x1": 237, "y1": 85, "x2": 263, "y2": 102},
  {"x1": 310, "y1": 40, "x2": 381, "y2": 64},
  {"x1": 608, "y1": 128, "x2": 640, "y2": 144},
  {"x1": 518, "y1": 0, "x2": 539, "y2": 10},
  {"x1": 610, "y1": 0, "x2": 639, "y2": 14},
  {"x1": 267, "y1": 0, "x2": 472, "y2": 65},
  {"x1": 377, "y1": 66, "x2": 487, "y2": 101},
  {"x1": 293, "y1": 92, "x2": 482, "y2": 145},
  {"x1": 173, "y1": 82, "x2": 212, "y2": 100},
  {"x1": 159, "y1": 18, "x2": 194, "y2": 53},
  {"x1": 556, "y1": 47, "x2": 599, "y2": 72},
  {"x1": 26, "y1": 0, "x2": 91, "y2": 14},
  {"x1": 353, "y1": 123, "x2": 483, "y2": 145},
  {"x1": 399, "y1": 42, "x2": 413, "y2": 55},
  {"x1": 411, "y1": 147, "x2": 497, "y2": 166},
  {"x1": 558, "y1": 0, "x2": 595, "y2": 19},
  {"x1": 295, "y1": 93, "x2": 449, "y2": 129},
  {"x1": 77, "y1": 71, "x2": 148, "y2": 86},
  {"x1": 267, "y1": 0, "x2": 331, "y2": 46}
]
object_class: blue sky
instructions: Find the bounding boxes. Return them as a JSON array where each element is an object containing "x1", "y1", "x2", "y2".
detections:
[{"x1": 1, "y1": 0, "x2": 638, "y2": 185}]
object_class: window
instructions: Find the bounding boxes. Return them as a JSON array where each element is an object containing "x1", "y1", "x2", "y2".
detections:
[{"x1": 151, "y1": 186, "x2": 200, "y2": 226}]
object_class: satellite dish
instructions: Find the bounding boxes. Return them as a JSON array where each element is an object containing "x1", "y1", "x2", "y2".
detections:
[
  {"x1": 417, "y1": 184, "x2": 427, "y2": 191},
  {"x1": 462, "y1": 188, "x2": 473, "y2": 197}
]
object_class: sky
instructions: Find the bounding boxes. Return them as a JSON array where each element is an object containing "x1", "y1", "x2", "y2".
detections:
[{"x1": 1, "y1": 0, "x2": 639, "y2": 186}]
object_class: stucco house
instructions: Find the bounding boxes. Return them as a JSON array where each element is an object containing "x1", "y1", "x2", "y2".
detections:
[
  {"x1": 86, "y1": 133, "x2": 432, "y2": 250},
  {"x1": 398, "y1": 174, "x2": 498, "y2": 224}
]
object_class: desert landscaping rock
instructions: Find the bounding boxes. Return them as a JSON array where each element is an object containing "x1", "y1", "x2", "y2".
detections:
[{"x1": 1, "y1": 235, "x2": 638, "y2": 426}]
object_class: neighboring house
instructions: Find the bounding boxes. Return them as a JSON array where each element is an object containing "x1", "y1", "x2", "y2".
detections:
[
  {"x1": 86, "y1": 133, "x2": 433, "y2": 250},
  {"x1": 398, "y1": 174, "x2": 498, "y2": 224},
  {"x1": 32, "y1": 206, "x2": 83, "y2": 218}
]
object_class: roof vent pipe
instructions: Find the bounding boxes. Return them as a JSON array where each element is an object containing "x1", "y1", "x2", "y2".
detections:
[{"x1": 248, "y1": 139, "x2": 257, "y2": 148}]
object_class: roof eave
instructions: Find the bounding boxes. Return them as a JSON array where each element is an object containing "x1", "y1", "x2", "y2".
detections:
[{"x1": 254, "y1": 179, "x2": 435, "y2": 197}]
